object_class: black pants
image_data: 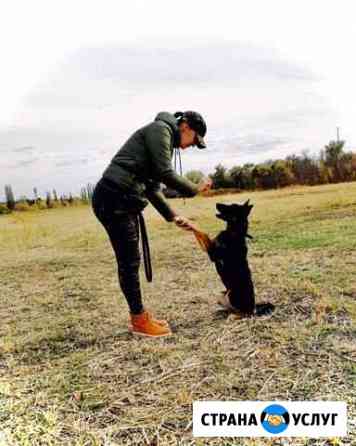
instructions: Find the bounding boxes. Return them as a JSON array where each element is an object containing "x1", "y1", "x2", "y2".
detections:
[{"x1": 91, "y1": 178, "x2": 144, "y2": 314}]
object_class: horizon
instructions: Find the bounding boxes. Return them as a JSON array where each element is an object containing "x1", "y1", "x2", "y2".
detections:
[{"x1": 1, "y1": 142, "x2": 351, "y2": 203}]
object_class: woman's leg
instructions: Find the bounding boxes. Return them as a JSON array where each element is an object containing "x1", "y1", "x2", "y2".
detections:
[
  {"x1": 91, "y1": 182, "x2": 171, "y2": 336},
  {"x1": 105, "y1": 213, "x2": 144, "y2": 315},
  {"x1": 92, "y1": 183, "x2": 144, "y2": 314}
]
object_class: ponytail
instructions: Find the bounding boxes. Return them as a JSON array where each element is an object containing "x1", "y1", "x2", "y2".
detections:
[{"x1": 174, "y1": 111, "x2": 185, "y2": 125}]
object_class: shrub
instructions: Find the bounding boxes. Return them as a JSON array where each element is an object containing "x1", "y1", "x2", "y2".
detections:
[
  {"x1": 35, "y1": 200, "x2": 47, "y2": 210},
  {"x1": 14, "y1": 201, "x2": 31, "y2": 212},
  {"x1": 185, "y1": 170, "x2": 204, "y2": 184},
  {"x1": 0, "y1": 203, "x2": 10, "y2": 214}
]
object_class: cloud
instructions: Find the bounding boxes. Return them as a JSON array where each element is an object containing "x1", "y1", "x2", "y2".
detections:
[
  {"x1": 65, "y1": 43, "x2": 316, "y2": 83},
  {"x1": 55, "y1": 158, "x2": 89, "y2": 167},
  {"x1": 55, "y1": 160, "x2": 74, "y2": 168},
  {"x1": 24, "y1": 43, "x2": 317, "y2": 109},
  {"x1": 12, "y1": 145, "x2": 36, "y2": 153},
  {"x1": 12, "y1": 157, "x2": 39, "y2": 168}
]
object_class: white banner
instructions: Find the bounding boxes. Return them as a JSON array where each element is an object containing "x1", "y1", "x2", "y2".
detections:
[{"x1": 193, "y1": 401, "x2": 347, "y2": 438}]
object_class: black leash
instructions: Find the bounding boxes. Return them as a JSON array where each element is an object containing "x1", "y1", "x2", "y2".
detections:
[
  {"x1": 137, "y1": 147, "x2": 186, "y2": 282},
  {"x1": 138, "y1": 212, "x2": 153, "y2": 282},
  {"x1": 136, "y1": 147, "x2": 184, "y2": 283}
]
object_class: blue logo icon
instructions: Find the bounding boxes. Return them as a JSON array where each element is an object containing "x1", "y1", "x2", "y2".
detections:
[{"x1": 261, "y1": 404, "x2": 290, "y2": 434}]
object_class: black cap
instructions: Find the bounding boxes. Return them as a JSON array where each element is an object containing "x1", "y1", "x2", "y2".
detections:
[{"x1": 175, "y1": 110, "x2": 207, "y2": 149}]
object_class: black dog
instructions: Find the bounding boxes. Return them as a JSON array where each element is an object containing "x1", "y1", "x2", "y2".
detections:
[{"x1": 204, "y1": 201, "x2": 274, "y2": 316}]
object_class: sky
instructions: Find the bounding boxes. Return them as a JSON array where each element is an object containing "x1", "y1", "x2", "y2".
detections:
[{"x1": 1, "y1": 0, "x2": 356, "y2": 201}]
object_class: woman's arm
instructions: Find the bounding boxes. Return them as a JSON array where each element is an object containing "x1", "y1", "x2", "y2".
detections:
[{"x1": 144, "y1": 180, "x2": 177, "y2": 222}]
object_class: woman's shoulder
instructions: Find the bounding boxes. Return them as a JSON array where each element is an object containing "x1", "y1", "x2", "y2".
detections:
[
  {"x1": 140, "y1": 120, "x2": 174, "y2": 147},
  {"x1": 142, "y1": 119, "x2": 173, "y2": 135}
]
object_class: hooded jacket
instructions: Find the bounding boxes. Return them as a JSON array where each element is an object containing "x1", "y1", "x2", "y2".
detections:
[{"x1": 101, "y1": 112, "x2": 199, "y2": 221}]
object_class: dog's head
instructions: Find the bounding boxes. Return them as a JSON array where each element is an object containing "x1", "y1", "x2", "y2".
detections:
[{"x1": 216, "y1": 200, "x2": 253, "y2": 236}]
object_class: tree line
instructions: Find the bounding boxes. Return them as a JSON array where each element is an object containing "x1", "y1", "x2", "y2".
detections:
[
  {"x1": 1, "y1": 139, "x2": 355, "y2": 214},
  {"x1": 0, "y1": 183, "x2": 95, "y2": 214},
  {"x1": 166, "y1": 139, "x2": 356, "y2": 195}
]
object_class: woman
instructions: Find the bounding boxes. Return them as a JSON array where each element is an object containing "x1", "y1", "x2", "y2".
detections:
[{"x1": 92, "y1": 111, "x2": 212, "y2": 337}]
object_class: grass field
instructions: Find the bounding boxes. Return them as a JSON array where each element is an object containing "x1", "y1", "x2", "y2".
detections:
[{"x1": 0, "y1": 182, "x2": 355, "y2": 446}]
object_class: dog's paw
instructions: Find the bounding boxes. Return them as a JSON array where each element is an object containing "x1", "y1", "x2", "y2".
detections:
[{"x1": 216, "y1": 290, "x2": 234, "y2": 310}]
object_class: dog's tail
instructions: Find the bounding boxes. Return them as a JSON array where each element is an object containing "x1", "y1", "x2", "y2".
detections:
[{"x1": 255, "y1": 302, "x2": 275, "y2": 316}]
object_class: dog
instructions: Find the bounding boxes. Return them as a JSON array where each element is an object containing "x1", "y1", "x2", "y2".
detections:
[{"x1": 192, "y1": 200, "x2": 275, "y2": 317}]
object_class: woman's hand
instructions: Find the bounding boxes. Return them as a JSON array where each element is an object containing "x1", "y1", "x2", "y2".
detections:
[
  {"x1": 173, "y1": 215, "x2": 195, "y2": 231},
  {"x1": 197, "y1": 177, "x2": 213, "y2": 194}
]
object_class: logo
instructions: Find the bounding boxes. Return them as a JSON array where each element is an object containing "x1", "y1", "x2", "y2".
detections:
[
  {"x1": 193, "y1": 401, "x2": 346, "y2": 437},
  {"x1": 260, "y1": 404, "x2": 290, "y2": 434}
]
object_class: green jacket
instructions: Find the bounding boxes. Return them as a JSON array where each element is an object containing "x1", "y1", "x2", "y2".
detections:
[{"x1": 102, "y1": 112, "x2": 199, "y2": 221}]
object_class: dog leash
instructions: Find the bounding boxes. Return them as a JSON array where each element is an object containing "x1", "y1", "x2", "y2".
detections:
[
  {"x1": 138, "y1": 212, "x2": 210, "y2": 282},
  {"x1": 138, "y1": 146, "x2": 208, "y2": 281},
  {"x1": 137, "y1": 144, "x2": 186, "y2": 283},
  {"x1": 138, "y1": 212, "x2": 153, "y2": 282}
]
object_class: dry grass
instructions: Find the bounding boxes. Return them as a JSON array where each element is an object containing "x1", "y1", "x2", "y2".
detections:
[{"x1": 0, "y1": 182, "x2": 355, "y2": 445}]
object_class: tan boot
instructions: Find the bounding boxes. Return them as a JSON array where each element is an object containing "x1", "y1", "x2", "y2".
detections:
[
  {"x1": 128, "y1": 314, "x2": 168, "y2": 330},
  {"x1": 128, "y1": 311, "x2": 172, "y2": 337}
]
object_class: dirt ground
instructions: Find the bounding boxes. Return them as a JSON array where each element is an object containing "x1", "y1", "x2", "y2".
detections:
[{"x1": 1, "y1": 182, "x2": 355, "y2": 445}]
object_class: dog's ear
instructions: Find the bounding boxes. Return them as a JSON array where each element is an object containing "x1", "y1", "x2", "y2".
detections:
[{"x1": 243, "y1": 201, "x2": 253, "y2": 216}]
